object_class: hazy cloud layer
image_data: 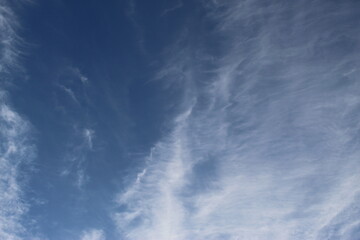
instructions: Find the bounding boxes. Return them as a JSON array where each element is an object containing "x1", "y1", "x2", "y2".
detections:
[
  {"x1": 1, "y1": 0, "x2": 359, "y2": 239},
  {"x1": 0, "y1": 1, "x2": 35, "y2": 239},
  {"x1": 115, "y1": 0, "x2": 360, "y2": 239}
]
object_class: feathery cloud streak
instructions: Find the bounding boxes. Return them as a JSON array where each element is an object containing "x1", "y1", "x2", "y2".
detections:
[
  {"x1": 115, "y1": 0, "x2": 360, "y2": 239},
  {"x1": 0, "y1": 1, "x2": 35, "y2": 239},
  {"x1": 0, "y1": 93, "x2": 34, "y2": 240}
]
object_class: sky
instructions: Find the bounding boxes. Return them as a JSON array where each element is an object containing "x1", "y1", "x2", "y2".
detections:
[{"x1": 0, "y1": 0, "x2": 360, "y2": 239}]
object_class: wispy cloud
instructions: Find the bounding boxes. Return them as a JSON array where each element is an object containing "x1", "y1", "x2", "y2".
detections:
[
  {"x1": 52, "y1": 66, "x2": 95, "y2": 189},
  {"x1": 71, "y1": 67, "x2": 89, "y2": 84},
  {"x1": 161, "y1": 0, "x2": 183, "y2": 16},
  {"x1": 0, "y1": 2, "x2": 20, "y2": 74},
  {"x1": 0, "y1": 93, "x2": 34, "y2": 240},
  {"x1": 0, "y1": 1, "x2": 36, "y2": 239},
  {"x1": 58, "y1": 84, "x2": 80, "y2": 105},
  {"x1": 83, "y1": 128, "x2": 95, "y2": 150},
  {"x1": 60, "y1": 126, "x2": 96, "y2": 189},
  {"x1": 81, "y1": 229, "x2": 105, "y2": 240},
  {"x1": 55, "y1": 67, "x2": 90, "y2": 106},
  {"x1": 125, "y1": 0, "x2": 149, "y2": 56},
  {"x1": 114, "y1": 0, "x2": 360, "y2": 239}
]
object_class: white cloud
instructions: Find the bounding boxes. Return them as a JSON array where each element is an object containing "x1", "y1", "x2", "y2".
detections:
[
  {"x1": 81, "y1": 229, "x2": 105, "y2": 240},
  {"x1": 114, "y1": 0, "x2": 360, "y2": 239},
  {"x1": 0, "y1": 3, "x2": 19, "y2": 74},
  {"x1": 83, "y1": 128, "x2": 95, "y2": 150},
  {"x1": 54, "y1": 67, "x2": 94, "y2": 189},
  {"x1": 59, "y1": 84, "x2": 80, "y2": 104},
  {"x1": 0, "y1": 1, "x2": 36, "y2": 239},
  {"x1": 54, "y1": 67, "x2": 90, "y2": 109},
  {"x1": 71, "y1": 67, "x2": 89, "y2": 84},
  {"x1": 60, "y1": 127, "x2": 95, "y2": 188},
  {"x1": 0, "y1": 93, "x2": 34, "y2": 240}
]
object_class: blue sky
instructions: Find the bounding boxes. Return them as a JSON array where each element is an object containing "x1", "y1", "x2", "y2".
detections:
[{"x1": 1, "y1": 0, "x2": 360, "y2": 239}]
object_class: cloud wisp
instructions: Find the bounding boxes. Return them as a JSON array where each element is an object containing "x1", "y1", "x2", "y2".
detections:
[
  {"x1": 52, "y1": 65, "x2": 96, "y2": 189},
  {"x1": 161, "y1": 0, "x2": 183, "y2": 16},
  {"x1": 60, "y1": 126, "x2": 96, "y2": 189},
  {"x1": 0, "y1": 1, "x2": 20, "y2": 75},
  {"x1": 0, "y1": 1, "x2": 35, "y2": 239},
  {"x1": 0, "y1": 93, "x2": 34, "y2": 240},
  {"x1": 80, "y1": 229, "x2": 106, "y2": 240},
  {"x1": 115, "y1": 1, "x2": 360, "y2": 239}
]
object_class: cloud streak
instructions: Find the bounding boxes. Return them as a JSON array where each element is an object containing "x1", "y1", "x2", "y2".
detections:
[
  {"x1": 53, "y1": 66, "x2": 95, "y2": 189},
  {"x1": 161, "y1": 0, "x2": 183, "y2": 16},
  {"x1": 81, "y1": 229, "x2": 106, "y2": 240},
  {"x1": 0, "y1": 93, "x2": 34, "y2": 240},
  {"x1": 115, "y1": 0, "x2": 360, "y2": 239},
  {"x1": 60, "y1": 126, "x2": 96, "y2": 189},
  {"x1": 0, "y1": 1, "x2": 20, "y2": 74},
  {"x1": 0, "y1": 1, "x2": 36, "y2": 239}
]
